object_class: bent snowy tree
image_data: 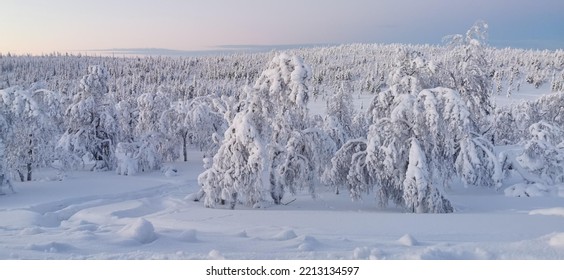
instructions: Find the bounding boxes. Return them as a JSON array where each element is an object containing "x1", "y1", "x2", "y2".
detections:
[
  {"x1": 198, "y1": 53, "x2": 316, "y2": 208},
  {"x1": 326, "y1": 85, "x2": 499, "y2": 213}
]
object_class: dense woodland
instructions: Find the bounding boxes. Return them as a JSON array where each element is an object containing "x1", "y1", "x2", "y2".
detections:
[{"x1": 1, "y1": 23, "x2": 563, "y2": 212}]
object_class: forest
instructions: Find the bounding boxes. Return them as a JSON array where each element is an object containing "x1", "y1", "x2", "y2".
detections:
[{"x1": 1, "y1": 22, "x2": 563, "y2": 213}]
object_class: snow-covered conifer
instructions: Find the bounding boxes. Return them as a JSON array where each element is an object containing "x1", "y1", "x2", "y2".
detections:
[{"x1": 58, "y1": 65, "x2": 118, "y2": 171}]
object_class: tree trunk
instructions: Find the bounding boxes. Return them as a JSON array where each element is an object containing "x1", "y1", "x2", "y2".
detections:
[
  {"x1": 27, "y1": 162, "x2": 32, "y2": 181},
  {"x1": 27, "y1": 144, "x2": 33, "y2": 181},
  {"x1": 182, "y1": 131, "x2": 188, "y2": 162},
  {"x1": 17, "y1": 170, "x2": 24, "y2": 182}
]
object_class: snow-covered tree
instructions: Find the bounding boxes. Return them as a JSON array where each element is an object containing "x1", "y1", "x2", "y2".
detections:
[
  {"x1": 0, "y1": 85, "x2": 59, "y2": 181},
  {"x1": 493, "y1": 91, "x2": 564, "y2": 145},
  {"x1": 184, "y1": 96, "x2": 228, "y2": 157},
  {"x1": 199, "y1": 110, "x2": 268, "y2": 208},
  {"x1": 323, "y1": 138, "x2": 367, "y2": 195},
  {"x1": 388, "y1": 48, "x2": 436, "y2": 93},
  {"x1": 403, "y1": 139, "x2": 452, "y2": 213},
  {"x1": 516, "y1": 121, "x2": 564, "y2": 185},
  {"x1": 199, "y1": 53, "x2": 314, "y2": 208},
  {"x1": 115, "y1": 134, "x2": 162, "y2": 176},
  {"x1": 158, "y1": 102, "x2": 188, "y2": 162},
  {"x1": 552, "y1": 70, "x2": 564, "y2": 93},
  {"x1": 271, "y1": 128, "x2": 336, "y2": 203},
  {"x1": 114, "y1": 89, "x2": 170, "y2": 175},
  {"x1": 441, "y1": 20, "x2": 493, "y2": 133},
  {"x1": 136, "y1": 90, "x2": 169, "y2": 136},
  {"x1": 58, "y1": 65, "x2": 118, "y2": 171},
  {"x1": 254, "y1": 53, "x2": 311, "y2": 126},
  {"x1": 492, "y1": 107, "x2": 519, "y2": 145},
  {"x1": 0, "y1": 139, "x2": 15, "y2": 194},
  {"x1": 455, "y1": 135, "x2": 502, "y2": 188},
  {"x1": 323, "y1": 83, "x2": 355, "y2": 148},
  {"x1": 114, "y1": 98, "x2": 137, "y2": 143},
  {"x1": 327, "y1": 83, "x2": 499, "y2": 212}
]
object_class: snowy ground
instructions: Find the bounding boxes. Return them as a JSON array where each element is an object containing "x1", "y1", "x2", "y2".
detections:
[
  {"x1": 1, "y1": 84, "x2": 563, "y2": 260},
  {"x1": 1, "y1": 147, "x2": 564, "y2": 260}
]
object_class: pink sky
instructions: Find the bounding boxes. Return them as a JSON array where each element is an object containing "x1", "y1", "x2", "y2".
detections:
[{"x1": 1, "y1": 0, "x2": 562, "y2": 55}]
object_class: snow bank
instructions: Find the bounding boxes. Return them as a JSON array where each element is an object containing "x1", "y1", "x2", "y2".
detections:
[
  {"x1": 298, "y1": 235, "x2": 320, "y2": 251},
  {"x1": 118, "y1": 218, "x2": 157, "y2": 244},
  {"x1": 529, "y1": 207, "x2": 564, "y2": 217}
]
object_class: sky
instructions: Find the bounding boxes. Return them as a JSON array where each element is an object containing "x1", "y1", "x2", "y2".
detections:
[{"x1": 1, "y1": 0, "x2": 563, "y2": 55}]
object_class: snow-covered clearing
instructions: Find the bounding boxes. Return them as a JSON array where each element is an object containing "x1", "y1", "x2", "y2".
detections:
[
  {"x1": 1, "y1": 147, "x2": 564, "y2": 259},
  {"x1": 1, "y1": 37, "x2": 563, "y2": 260}
]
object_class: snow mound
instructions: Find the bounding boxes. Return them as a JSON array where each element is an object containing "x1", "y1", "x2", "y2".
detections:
[
  {"x1": 398, "y1": 234, "x2": 418, "y2": 246},
  {"x1": 368, "y1": 248, "x2": 384, "y2": 260},
  {"x1": 26, "y1": 242, "x2": 76, "y2": 253},
  {"x1": 272, "y1": 229, "x2": 297, "y2": 241},
  {"x1": 353, "y1": 247, "x2": 384, "y2": 260},
  {"x1": 208, "y1": 249, "x2": 225, "y2": 260},
  {"x1": 298, "y1": 235, "x2": 320, "y2": 251},
  {"x1": 177, "y1": 229, "x2": 198, "y2": 242},
  {"x1": 119, "y1": 218, "x2": 157, "y2": 244},
  {"x1": 352, "y1": 247, "x2": 370, "y2": 259},
  {"x1": 529, "y1": 207, "x2": 564, "y2": 217},
  {"x1": 548, "y1": 233, "x2": 564, "y2": 247},
  {"x1": 504, "y1": 183, "x2": 550, "y2": 197},
  {"x1": 19, "y1": 227, "x2": 45, "y2": 235},
  {"x1": 161, "y1": 166, "x2": 178, "y2": 177}
]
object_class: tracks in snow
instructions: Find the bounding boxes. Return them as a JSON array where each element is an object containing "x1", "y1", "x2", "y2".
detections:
[{"x1": 22, "y1": 183, "x2": 186, "y2": 228}]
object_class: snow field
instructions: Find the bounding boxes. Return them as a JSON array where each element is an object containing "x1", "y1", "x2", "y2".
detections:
[{"x1": 1, "y1": 156, "x2": 564, "y2": 259}]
